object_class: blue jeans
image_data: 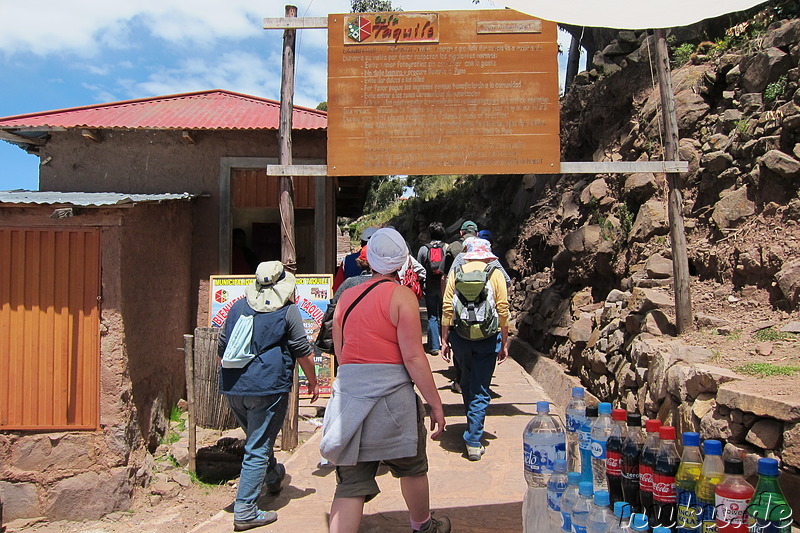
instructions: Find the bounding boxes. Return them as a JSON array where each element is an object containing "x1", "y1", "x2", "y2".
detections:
[
  {"x1": 424, "y1": 284, "x2": 442, "y2": 352},
  {"x1": 226, "y1": 393, "x2": 288, "y2": 521},
  {"x1": 450, "y1": 333, "x2": 498, "y2": 448}
]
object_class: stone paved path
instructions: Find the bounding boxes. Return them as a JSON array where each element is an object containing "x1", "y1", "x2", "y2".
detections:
[{"x1": 191, "y1": 352, "x2": 552, "y2": 533}]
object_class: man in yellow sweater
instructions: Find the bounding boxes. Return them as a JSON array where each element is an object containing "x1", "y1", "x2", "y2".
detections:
[{"x1": 440, "y1": 238, "x2": 509, "y2": 462}]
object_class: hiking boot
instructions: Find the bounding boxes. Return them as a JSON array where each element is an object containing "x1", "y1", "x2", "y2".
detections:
[
  {"x1": 233, "y1": 510, "x2": 278, "y2": 531},
  {"x1": 265, "y1": 463, "x2": 285, "y2": 495},
  {"x1": 450, "y1": 380, "x2": 462, "y2": 394},
  {"x1": 412, "y1": 513, "x2": 451, "y2": 533},
  {"x1": 466, "y1": 445, "x2": 485, "y2": 461}
]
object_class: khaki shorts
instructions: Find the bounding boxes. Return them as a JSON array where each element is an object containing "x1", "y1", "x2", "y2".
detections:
[{"x1": 334, "y1": 395, "x2": 428, "y2": 501}]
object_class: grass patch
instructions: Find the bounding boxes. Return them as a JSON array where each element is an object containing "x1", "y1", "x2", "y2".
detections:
[
  {"x1": 736, "y1": 362, "x2": 800, "y2": 377},
  {"x1": 754, "y1": 327, "x2": 795, "y2": 342}
]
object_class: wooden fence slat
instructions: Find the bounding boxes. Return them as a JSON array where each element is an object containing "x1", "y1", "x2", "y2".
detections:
[{"x1": 193, "y1": 327, "x2": 237, "y2": 430}]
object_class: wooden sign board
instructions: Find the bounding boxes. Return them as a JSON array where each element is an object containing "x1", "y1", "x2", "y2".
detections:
[{"x1": 327, "y1": 9, "x2": 560, "y2": 176}]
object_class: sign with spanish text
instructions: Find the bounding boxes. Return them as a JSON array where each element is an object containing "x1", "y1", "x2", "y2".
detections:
[
  {"x1": 328, "y1": 9, "x2": 560, "y2": 176},
  {"x1": 208, "y1": 274, "x2": 334, "y2": 398}
]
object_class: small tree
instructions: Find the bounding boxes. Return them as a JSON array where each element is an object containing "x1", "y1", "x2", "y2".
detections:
[{"x1": 351, "y1": 0, "x2": 395, "y2": 13}]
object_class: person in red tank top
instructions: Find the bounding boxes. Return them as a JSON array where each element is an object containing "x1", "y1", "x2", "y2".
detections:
[{"x1": 327, "y1": 228, "x2": 450, "y2": 533}]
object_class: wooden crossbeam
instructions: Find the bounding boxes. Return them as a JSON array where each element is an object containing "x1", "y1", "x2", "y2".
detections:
[
  {"x1": 266, "y1": 161, "x2": 689, "y2": 176},
  {"x1": 263, "y1": 16, "x2": 328, "y2": 29},
  {"x1": 0, "y1": 130, "x2": 46, "y2": 146}
]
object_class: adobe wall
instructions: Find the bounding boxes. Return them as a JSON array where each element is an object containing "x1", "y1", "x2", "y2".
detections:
[
  {"x1": 36, "y1": 128, "x2": 328, "y2": 327},
  {"x1": 0, "y1": 202, "x2": 193, "y2": 521}
]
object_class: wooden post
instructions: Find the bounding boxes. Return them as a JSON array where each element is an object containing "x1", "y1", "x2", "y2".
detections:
[
  {"x1": 183, "y1": 334, "x2": 197, "y2": 473},
  {"x1": 279, "y1": 4, "x2": 300, "y2": 451},
  {"x1": 653, "y1": 28, "x2": 693, "y2": 333}
]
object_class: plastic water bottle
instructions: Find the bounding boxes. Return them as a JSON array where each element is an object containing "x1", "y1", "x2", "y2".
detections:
[
  {"x1": 580, "y1": 405, "x2": 598, "y2": 485},
  {"x1": 606, "y1": 501, "x2": 633, "y2": 533},
  {"x1": 571, "y1": 481, "x2": 594, "y2": 533},
  {"x1": 591, "y1": 402, "x2": 613, "y2": 493},
  {"x1": 586, "y1": 490, "x2": 613, "y2": 533},
  {"x1": 524, "y1": 401, "x2": 567, "y2": 487},
  {"x1": 566, "y1": 386, "x2": 587, "y2": 472},
  {"x1": 547, "y1": 459, "x2": 569, "y2": 528},
  {"x1": 675, "y1": 432, "x2": 703, "y2": 533},
  {"x1": 748, "y1": 457, "x2": 792, "y2": 532},
  {"x1": 523, "y1": 401, "x2": 566, "y2": 533},
  {"x1": 559, "y1": 471, "x2": 582, "y2": 532}
]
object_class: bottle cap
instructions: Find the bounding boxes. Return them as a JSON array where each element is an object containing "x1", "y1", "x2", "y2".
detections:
[
  {"x1": 683, "y1": 431, "x2": 700, "y2": 447},
  {"x1": 598, "y1": 402, "x2": 612, "y2": 415},
  {"x1": 703, "y1": 439, "x2": 722, "y2": 456},
  {"x1": 645, "y1": 419, "x2": 661, "y2": 433},
  {"x1": 613, "y1": 501, "x2": 632, "y2": 518},
  {"x1": 724, "y1": 458, "x2": 744, "y2": 475},
  {"x1": 567, "y1": 471, "x2": 582, "y2": 485},
  {"x1": 572, "y1": 386, "x2": 585, "y2": 398},
  {"x1": 553, "y1": 459, "x2": 567, "y2": 473},
  {"x1": 593, "y1": 490, "x2": 610, "y2": 506},
  {"x1": 659, "y1": 426, "x2": 676, "y2": 440},
  {"x1": 578, "y1": 481, "x2": 593, "y2": 496},
  {"x1": 612, "y1": 408, "x2": 627, "y2": 421},
  {"x1": 653, "y1": 528, "x2": 672, "y2": 533},
  {"x1": 627, "y1": 413, "x2": 642, "y2": 426},
  {"x1": 630, "y1": 513, "x2": 650, "y2": 531},
  {"x1": 758, "y1": 457, "x2": 779, "y2": 477},
  {"x1": 537, "y1": 401, "x2": 550, "y2": 413},
  {"x1": 586, "y1": 405, "x2": 599, "y2": 418}
]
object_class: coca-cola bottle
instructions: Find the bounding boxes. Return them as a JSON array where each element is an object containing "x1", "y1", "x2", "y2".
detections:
[
  {"x1": 652, "y1": 426, "x2": 679, "y2": 529},
  {"x1": 639, "y1": 419, "x2": 661, "y2": 516},
  {"x1": 621, "y1": 413, "x2": 644, "y2": 509},
  {"x1": 606, "y1": 408, "x2": 627, "y2": 503}
]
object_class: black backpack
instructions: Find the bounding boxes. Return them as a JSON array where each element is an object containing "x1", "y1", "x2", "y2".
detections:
[{"x1": 426, "y1": 241, "x2": 447, "y2": 275}]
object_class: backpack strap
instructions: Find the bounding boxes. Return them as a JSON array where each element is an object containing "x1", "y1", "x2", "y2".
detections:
[{"x1": 341, "y1": 279, "x2": 393, "y2": 342}]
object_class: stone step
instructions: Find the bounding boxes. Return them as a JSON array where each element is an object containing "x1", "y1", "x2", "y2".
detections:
[{"x1": 717, "y1": 378, "x2": 800, "y2": 422}]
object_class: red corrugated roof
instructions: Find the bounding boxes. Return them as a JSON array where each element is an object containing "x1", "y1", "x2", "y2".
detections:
[{"x1": 0, "y1": 89, "x2": 327, "y2": 131}]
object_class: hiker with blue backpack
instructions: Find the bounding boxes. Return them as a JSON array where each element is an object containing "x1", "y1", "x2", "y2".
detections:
[
  {"x1": 218, "y1": 261, "x2": 320, "y2": 531},
  {"x1": 416, "y1": 222, "x2": 448, "y2": 356},
  {"x1": 440, "y1": 238, "x2": 509, "y2": 462}
]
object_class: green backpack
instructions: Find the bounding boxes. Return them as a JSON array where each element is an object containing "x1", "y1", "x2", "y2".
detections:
[{"x1": 452, "y1": 264, "x2": 499, "y2": 340}]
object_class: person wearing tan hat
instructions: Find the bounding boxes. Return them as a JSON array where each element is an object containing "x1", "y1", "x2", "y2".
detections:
[
  {"x1": 321, "y1": 228, "x2": 450, "y2": 533},
  {"x1": 218, "y1": 261, "x2": 319, "y2": 531},
  {"x1": 441, "y1": 238, "x2": 509, "y2": 462}
]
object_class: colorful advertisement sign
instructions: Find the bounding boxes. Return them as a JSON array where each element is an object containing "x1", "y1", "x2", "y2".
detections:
[
  {"x1": 343, "y1": 12, "x2": 439, "y2": 45},
  {"x1": 208, "y1": 274, "x2": 334, "y2": 398}
]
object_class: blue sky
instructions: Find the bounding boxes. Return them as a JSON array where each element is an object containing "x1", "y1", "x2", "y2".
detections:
[{"x1": 0, "y1": 0, "x2": 573, "y2": 191}]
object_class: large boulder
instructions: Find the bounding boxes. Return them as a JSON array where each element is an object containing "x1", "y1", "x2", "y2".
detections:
[
  {"x1": 675, "y1": 90, "x2": 710, "y2": 135},
  {"x1": 762, "y1": 19, "x2": 800, "y2": 50},
  {"x1": 761, "y1": 150, "x2": 800, "y2": 178},
  {"x1": 742, "y1": 47, "x2": 792, "y2": 93},
  {"x1": 623, "y1": 173, "x2": 658, "y2": 202},
  {"x1": 711, "y1": 186, "x2": 755, "y2": 230},
  {"x1": 776, "y1": 259, "x2": 800, "y2": 308},
  {"x1": 629, "y1": 199, "x2": 668, "y2": 243},
  {"x1": 45, "y1": 468, "x2": 134, "y2": 520}
]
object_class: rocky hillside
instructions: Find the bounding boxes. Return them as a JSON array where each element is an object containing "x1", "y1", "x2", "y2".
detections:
[{"x1": 389, "y1": 3, "x2": 800, "y2": 496}]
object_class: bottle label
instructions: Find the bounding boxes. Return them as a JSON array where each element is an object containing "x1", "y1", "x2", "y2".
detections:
[
  {"x1": 566, "y1": 413, "x2": 585, "y2": 433},
  {"x1": 572, "y1": 523, "x2": 587, "y2": 533},
  {"x1": 590, "y1": 438, "x2": 606, "y2": 459},
  {"x1": 524, "y1": 442, "x2": 559, "y2": 474},
  {"x1": 561, "y1": 511, "x2": 572, "y2": 531},
  {"x1": 640, "y1": 465, "x2": 654, "y2": 492},
  {"x1": 606, "y1": 451, "x2": 622, "y2": 476},
  {"x1": 579, "y1": 429, "x2": 591, "y2": 451},
  {"x1": 675, "y1": 487, "x2": 701, "y2": 531},
  {"x1": 653, "y1": 473, "x2": 676, "y2": 503},
  {"x1": 621, "y1": 464, "x2": 639, "y2": 482},
  {"x1": 547, "y1": 486, "x2": 564, "y2": 512},
  {"x1": 715, "y1": 494, "x2": 749, "y2": 528}
]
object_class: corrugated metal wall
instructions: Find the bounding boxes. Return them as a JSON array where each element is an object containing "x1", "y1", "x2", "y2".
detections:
[
  {"x1": 232, "y1": 169, "x2": 315, "y2": 209},
  {"x1": 0, "y1": 228, "x2": 101, "y2": 430}
]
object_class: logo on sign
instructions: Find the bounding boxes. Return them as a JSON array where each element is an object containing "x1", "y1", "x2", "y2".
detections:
[
  {"x1": 343, "y1": 12, "x2": 439, "y2": 45},
  {"x1": 215, "y1": 289, "x2": 228, "y2": 303},
  {"x1": 591, "y1": 441, "x2": 604, "y2": 458}
]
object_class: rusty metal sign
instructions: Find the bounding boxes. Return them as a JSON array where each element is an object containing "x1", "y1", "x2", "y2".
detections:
[{"x1": 327, "y1": 9, "x2": 560, "y2": 176}]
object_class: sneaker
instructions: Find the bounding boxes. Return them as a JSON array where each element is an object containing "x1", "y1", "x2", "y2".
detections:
[
  {"x1": 450, "y1": 380, "x2": 462, "y2": 394},
  {"x1": 413, "y1": 513, "x2": 451, "y2": 533},
  {"x1": 234, "y1": 509, "x2": 278, "y2": 531},
  {"x1": 265, "y1": 463, "x2": 285, "y2": 495},
  {"x1": 429, "y1": 349, "x2": 439, "y2": 356},
  {"x1": 466, "y1": 445, "x2": 485, "y2": 461}
]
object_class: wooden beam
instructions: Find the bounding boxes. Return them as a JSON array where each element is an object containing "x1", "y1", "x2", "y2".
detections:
[
  {"x1": 266, "y1": 161, "x2": 689, "y2": 176},
  {"x1": 81, "y1": 129, "x2": 101, "y2": 143},
  {"x1": 182, "y1": 130, "x2": 196, "y2": 144},
  {"x1": 654, "y1": 28, "x2": 693, "y2": 333},
  {"x1": 0, "y1": 130, "x2": 46, "y2": 146},
  {"x1": 263, "y1": 16, "x2": 327, "y2": 29}
]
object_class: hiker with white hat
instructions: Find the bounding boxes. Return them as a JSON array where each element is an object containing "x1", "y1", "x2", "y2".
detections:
[
  {"x1": 441, "y1": 238, "x2": 509, "y2": 462},
  {"x1": 321, "y1": 228, "x2": 450, "y2": 533},
  {"x1": 218, "y1": 261, "x2": 319, "y2": 531}
]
